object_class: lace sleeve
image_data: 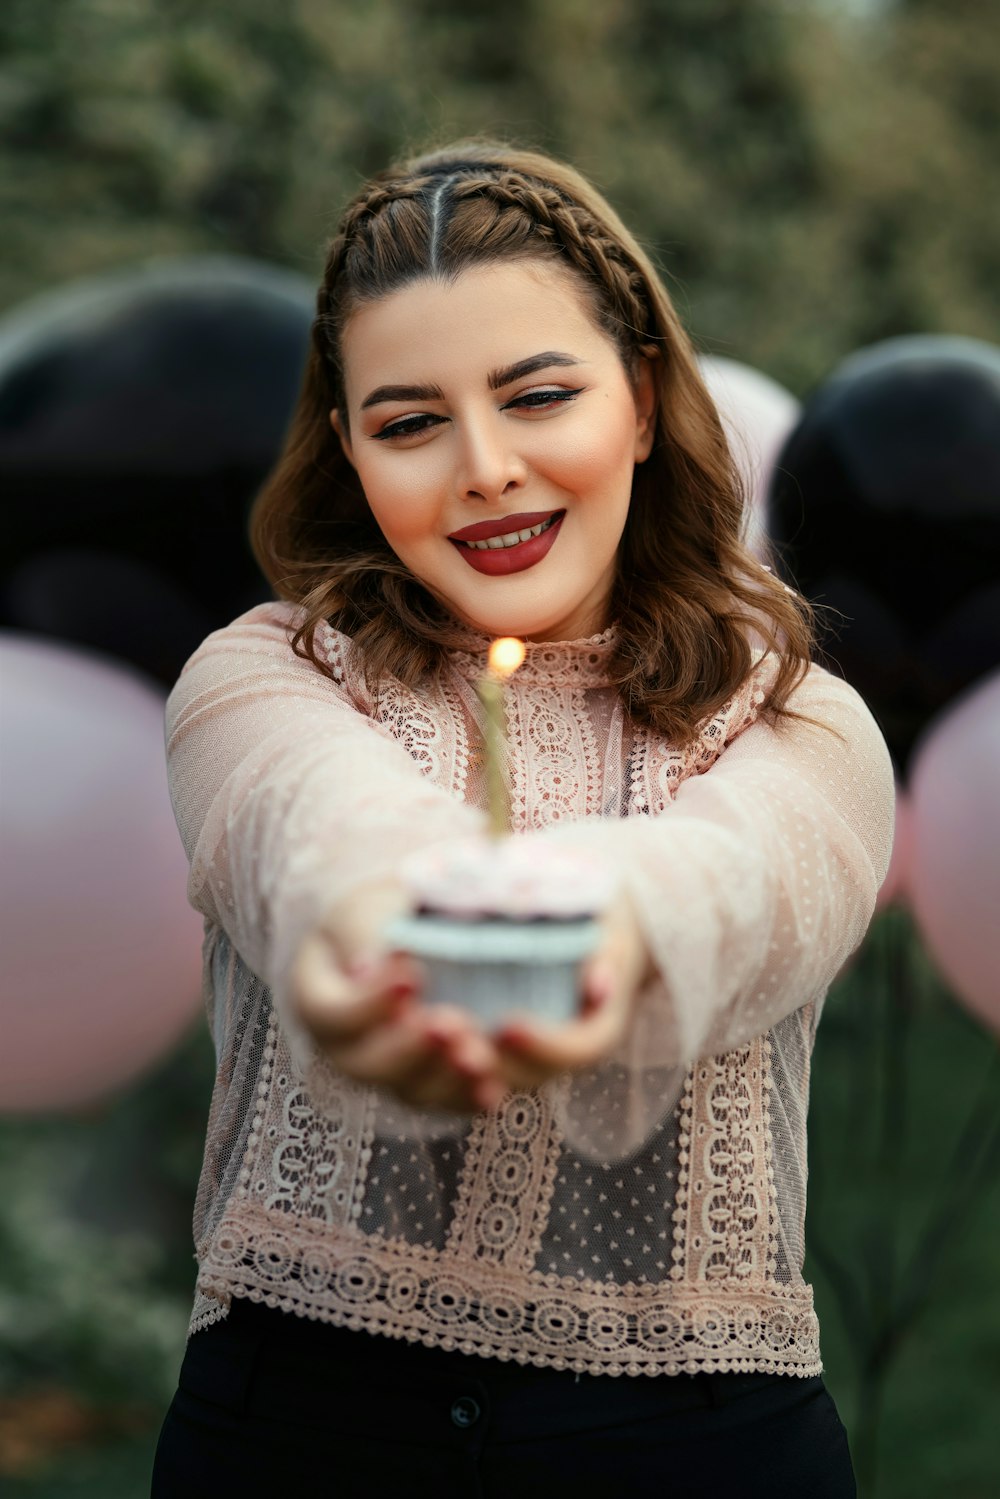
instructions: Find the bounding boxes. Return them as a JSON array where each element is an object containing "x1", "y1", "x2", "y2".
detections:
[
  {"x1": 164, "y1": 602, "x2": 482, "y2": 1072},
  {"x1": 537, "y1": 665, "x2": 895, "y2": 1153}
]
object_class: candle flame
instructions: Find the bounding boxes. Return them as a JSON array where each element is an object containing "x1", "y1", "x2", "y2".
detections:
[{"x1": 488, "y1": 636, "x2": 526, "y2": 678}]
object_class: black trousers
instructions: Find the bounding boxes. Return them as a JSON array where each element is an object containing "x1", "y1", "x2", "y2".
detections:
[{"x1": 152, "y1": 1297, "x2": 856, "y2": 1498}]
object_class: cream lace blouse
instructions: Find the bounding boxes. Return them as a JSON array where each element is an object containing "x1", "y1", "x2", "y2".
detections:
[{"x1": 164, "y1": 601, "x2": 894, "y2": 1377}]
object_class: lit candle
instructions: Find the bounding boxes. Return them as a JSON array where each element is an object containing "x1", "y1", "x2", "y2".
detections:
[{"x1": 476, "y1": 637, "x2": 526, "y2": 838}]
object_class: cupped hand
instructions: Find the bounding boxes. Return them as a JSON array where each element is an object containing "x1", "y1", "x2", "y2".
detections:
[
  {"x1": 288, "y1": 880, "x2": 506, "y2": 1114},
  {"x1": 490, "y1": 891, "x2": 653, "y2": 1093},
  {"x1": 289, "y1": 882, "x2": 653, "y2": 1113}
]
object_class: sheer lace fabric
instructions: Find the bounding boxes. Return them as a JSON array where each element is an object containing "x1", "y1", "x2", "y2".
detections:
[{"x1": 166, "y1": 602, "x2": 894, "y2": 1375}]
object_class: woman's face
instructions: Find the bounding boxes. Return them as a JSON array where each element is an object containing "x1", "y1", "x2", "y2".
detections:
[{"x1": 333, "y1": 259, "x2": 655, "y2": 642}]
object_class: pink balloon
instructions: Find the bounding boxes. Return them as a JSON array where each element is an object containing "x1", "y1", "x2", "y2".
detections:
[
  {"x1": 698, "y1": 355, "x2": 801, "y2": 558},
  {"x1": 909, "y1": 672, "x2": 1000, "y2": 1031},
  {"x1": 875, "y1": 787, "x2": 913, "y2": 912},
  {"x1": 0, "y1": 634, "x2": 203, "y2": 1111}
]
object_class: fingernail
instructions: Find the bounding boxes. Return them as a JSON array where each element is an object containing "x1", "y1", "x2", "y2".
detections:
[
  {"x1": 497, "y1": 1029, "x2": 530, "y2": 1052},
  {"x1": 586, "y1": 971, "x2": 613, "y2": 1005},
  {"x1": 583, "y1": 988, "x2": 609, "y2": 1015}
]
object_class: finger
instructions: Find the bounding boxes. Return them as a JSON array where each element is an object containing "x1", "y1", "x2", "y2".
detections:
[
  {"x1": 364, "y1": 1004, "x2": 504, "y2": 1113},
  {"x1": 324, "y1": 1010, "x2": 441, "y2": 1085},
  {"x1": 494, "y1": 987, "x2": 628, "y2": 1083},
  {"x1": 348, "y1": 947, "x2": 425, "y2": 996},
  {"x1": 290, "y1": 936, "x2": 419, "y2": 1043},
  {"x1": 334, "y1": 1017, "x2": 503, "y2": 1115},
  {"x1": 446, "y1": 1030, "x2": 501, "y2": 1082},
  {"x1": 420, "y1": 1007, "x2": 501, "y2": 1076},
  {"x1": 394, "y1": 1055, "x2": 504, "y2": 1114},
  {"x1": 320, "y1": 879, "x2": 412, "y2": 972},
  {"x1": 578, "y1": 956, "x2": 617, "y2": 1018}
]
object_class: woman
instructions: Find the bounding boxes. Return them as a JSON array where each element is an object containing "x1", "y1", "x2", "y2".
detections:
[{"x1": 153, "y1": 140, "x2": 893, "y2": 1496}]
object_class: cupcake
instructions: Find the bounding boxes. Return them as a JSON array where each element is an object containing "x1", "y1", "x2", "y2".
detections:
[{"x1": 387, "y1": 836, "x2": 614, "y2": 1030}]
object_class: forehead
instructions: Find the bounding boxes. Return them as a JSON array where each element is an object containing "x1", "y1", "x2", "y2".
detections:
[{"x1": 339, "y1": 260, "x2": 612, "y2": 393}]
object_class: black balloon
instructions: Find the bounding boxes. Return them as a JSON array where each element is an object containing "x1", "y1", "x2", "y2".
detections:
[
  {"x1": 768, "y1": 335, "x2": 1000, "y2": 769},
  {"x1": 5, "y1": 549, "x2": 216, "y2": 688},
  {"x1": 0, "y1": 257, "x2": 315, "y2": 686}
]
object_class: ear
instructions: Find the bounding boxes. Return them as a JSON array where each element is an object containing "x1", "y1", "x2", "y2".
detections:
[
  {"x1": 330, "y1": 408, "x2": 356, "y2": 469},
  {"x1": 632, "y1": 354, "x2": 658, "y2": 463}
]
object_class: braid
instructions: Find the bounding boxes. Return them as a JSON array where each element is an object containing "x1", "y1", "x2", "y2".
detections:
[
  {"x1": 315, "y1": 177, "x2": 423, "y2": 375},
  {"x1": 315, "y1": 158, "x2": 658, "y2": 392},
  {"x1": 445, "y1": 171, "x2": 656, "y2": 352}
]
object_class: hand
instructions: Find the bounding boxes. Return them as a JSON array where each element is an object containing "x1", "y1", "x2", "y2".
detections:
[
  {"x1": 489, "y1": 891, "x2": 652, "y2": 1093},
  {"x1": 288, "y1": 880, "x2": 505, "y2": 1113}
]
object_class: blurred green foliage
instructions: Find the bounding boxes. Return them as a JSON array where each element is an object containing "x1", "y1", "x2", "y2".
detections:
[
  {"x1": 1, "y1": 0, "x2": 998, "y2": 391},
  {"x1": 0, "y1": 1026, "x2": 214, "y2": 1407},
  {"x1": 0, "y1": 1026, "x2": 214, "y2": 1487},
  {"x1": 805, "y1": 912, "x2": 1000, "y2": 1498}
]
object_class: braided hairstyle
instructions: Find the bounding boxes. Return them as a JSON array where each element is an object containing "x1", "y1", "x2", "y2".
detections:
[{"x1": 250, "y1": 140, "x2": 814, "y2": 743}]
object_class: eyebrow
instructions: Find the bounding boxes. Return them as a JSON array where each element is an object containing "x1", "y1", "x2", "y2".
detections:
[{"x1": 359, "y1": 351, "x2": 584, "y2": 411}]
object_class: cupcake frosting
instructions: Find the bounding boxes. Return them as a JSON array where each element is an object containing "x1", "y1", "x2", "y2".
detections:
[{"x1": 399, "y1": 836, "x2": 615, "y2": 920}]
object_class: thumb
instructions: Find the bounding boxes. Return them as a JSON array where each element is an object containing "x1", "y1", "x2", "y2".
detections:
[{"x1": 319, "y1": 878, "x2": 410, "y2": 972}]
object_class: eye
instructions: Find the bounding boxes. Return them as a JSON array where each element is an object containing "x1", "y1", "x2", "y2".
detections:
[
  {"x1": 504, "y1": 386, "x2": 585, "y2": 412},
  {"x1": 372, "y1": 413, "x2": 446, "y2": 442}
]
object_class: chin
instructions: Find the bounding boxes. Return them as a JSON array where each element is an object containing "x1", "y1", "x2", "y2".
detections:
[
  {"x1": 485, "y1": 613, "x2": 594, "y2": 644},
  {"x1": 434, "y1": 560, "x2": 609, "y2": 642},
  {"x1": 455, "y1": 599, "x2": 569, "y2": 641}
]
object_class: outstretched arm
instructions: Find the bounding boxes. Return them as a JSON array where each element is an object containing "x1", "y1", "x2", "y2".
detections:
[
  {"x1": 165, "y1": 601, "x2": 485, "y2": 1085},
  {"x1": 495, "y1": 665, "x2": 894, "y2": 1095}
]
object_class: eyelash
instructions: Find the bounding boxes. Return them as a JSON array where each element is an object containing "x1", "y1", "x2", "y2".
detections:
[{"x1": 372, "y1": 388, "x2": 585, "y2": 442}]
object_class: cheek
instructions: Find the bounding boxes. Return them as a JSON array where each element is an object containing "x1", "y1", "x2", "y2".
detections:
[
  {"x1": 357, "y1": 457, "x2": 444, "y2": 546},
  {"x1": 545, "y1": 405, "x2": 637, "y2": 502}
]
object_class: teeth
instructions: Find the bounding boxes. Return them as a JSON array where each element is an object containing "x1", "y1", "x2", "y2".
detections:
[{"x1": 465, "y1": 516, "x2": 557, "y2": 551}]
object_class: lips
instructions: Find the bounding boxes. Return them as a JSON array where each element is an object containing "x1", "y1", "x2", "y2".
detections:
[
  {"x1": 449, "y1": 510, "x2": 565, "y2": 576},
  {"x1": 449, "y1": 510, "x2": 561, "y2": 544}
]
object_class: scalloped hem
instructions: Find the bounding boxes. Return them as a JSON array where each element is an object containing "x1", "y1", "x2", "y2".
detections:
[{"x1": 188, "y1": 1206, "x2": 823, "y2": 1379}]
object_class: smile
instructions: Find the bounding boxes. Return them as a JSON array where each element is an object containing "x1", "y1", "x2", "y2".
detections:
[
  {"x1": 463, "y1": 516, "x2": 558, "y2": 550},
  {"x1": 449, "y1": 510, "x2": 565, "y2": 576}
]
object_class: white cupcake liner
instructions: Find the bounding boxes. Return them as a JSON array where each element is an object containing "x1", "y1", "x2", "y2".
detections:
[{"x1": 386, "y1": 915, "x2": 601, "y2": 1029}]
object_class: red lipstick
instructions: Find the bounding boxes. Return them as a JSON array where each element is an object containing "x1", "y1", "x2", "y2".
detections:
[
  {"x1": 449, "y1": 511, "x2": 565, "y2": 576},
  {"x1": 449, "y1": 511, "x2": 560, "y2": 543}
]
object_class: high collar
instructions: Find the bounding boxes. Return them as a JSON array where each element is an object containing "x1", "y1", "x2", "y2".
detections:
[{"x1": 445, "y1": 625, "x2": 618, "y2": 689}]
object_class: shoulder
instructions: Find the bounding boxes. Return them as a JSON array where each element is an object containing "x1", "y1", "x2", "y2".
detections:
[
  {"x1": 168, "y1": 601, "x2": 373, "y2": 710},
  {"x1": 691, "y1": 649, "x2": 782, "y2": 762},
  {"x1": 177, "y1": 599, "x2": 307, "y2": 667},
  {"x1": 725, "y1": 653, "x2": 884, "y2": 740},
  {"x1": 716, "y1": 655, "x2": 894, "y2": 801},
  {"x1": 689, "y1": 652, "x2": 890, "y2": 769},
  {"x1": 177, "y1": 601, "x2": 364, "y2": 675}
]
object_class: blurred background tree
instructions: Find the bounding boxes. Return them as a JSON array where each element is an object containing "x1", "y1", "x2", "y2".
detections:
[
  {"x1": 1, "y1": 2, "x2": 997, "y2": 1495},
  {"x1": 2, "y1": 0, "x2": 997, "y2": 383}
]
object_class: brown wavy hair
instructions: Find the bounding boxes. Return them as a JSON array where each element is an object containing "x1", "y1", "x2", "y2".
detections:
[{"x1": 250, "y1": 138, "x2": 815, "y2": 744}]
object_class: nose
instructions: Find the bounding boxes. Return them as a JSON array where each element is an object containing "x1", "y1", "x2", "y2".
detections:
[{"x1": 455, "y1": 410, "x2": 527, "y2": 505}]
